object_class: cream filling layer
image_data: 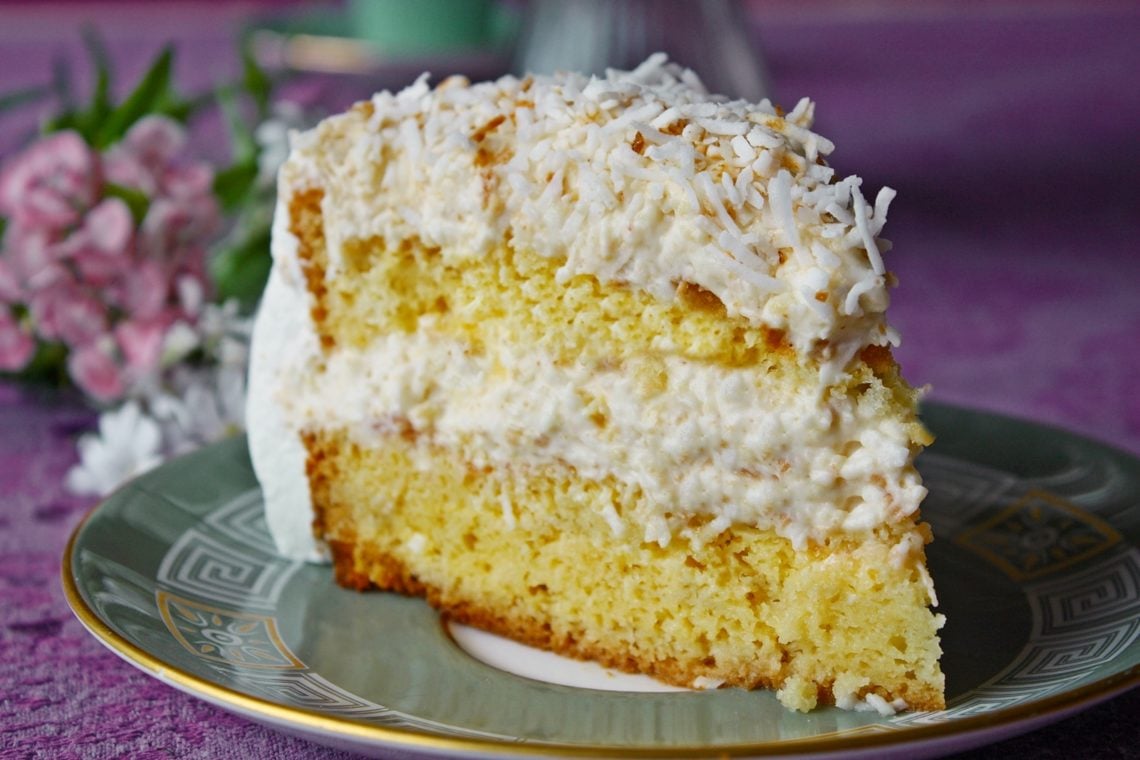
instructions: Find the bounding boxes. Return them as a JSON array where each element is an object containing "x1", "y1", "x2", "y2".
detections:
[{"x1": 278, "y1": 325, "x2": 925, "y2": 550}]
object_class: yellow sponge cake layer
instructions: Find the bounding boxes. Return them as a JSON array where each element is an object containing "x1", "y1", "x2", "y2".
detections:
[
  {"x1": 295, "y1": 189, "x2": 787, "y2": 367},
  {"x1": 307, "y1": 429, "x2": 944, "y2": 711}
]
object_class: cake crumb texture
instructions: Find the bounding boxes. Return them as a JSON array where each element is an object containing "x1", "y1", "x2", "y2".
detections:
[{"x1": 308, "y1": 429, "x2": 945, "y2": 711}]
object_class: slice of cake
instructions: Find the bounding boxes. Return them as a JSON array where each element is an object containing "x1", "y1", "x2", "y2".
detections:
[{"x1": 247, "y1": 54, "x2": 944, "y2": 712}]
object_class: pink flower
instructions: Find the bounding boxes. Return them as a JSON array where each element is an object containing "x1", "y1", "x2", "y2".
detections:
[
  {"x1": 62, "y1": 197, "x2": 134, "y2": 286},
  {"x1": 0, "y1": 131, "x2": 100, "y2": 231},
  {"x1": 139, "y1": 195, "x2": 219, "y2": 264},
  {"x1": 0, "y1": 114, "x2": 222, "y2": 405},
  {"x1": 104, "y1": 116, "x2": 185, "y2": 196},
  {"x1": 0, "y1": 310, "x2": 35, "y2": 371},
  {"x1": 28, "y1": 279, "x2": 107, "y2": 347},
  {"x1": 0, "y1": 260, "x2": 21, "y2": 303},
  {"x1": 68, "y1": 341, "x2": 125, "y2": 403},
  {"x1": 2, "y1": 223, "x2": 64, "y2": 290},
  {"x1": 162, "y1": 162, "x2": 214, "y2": 200},
  {"x1": 115, "y1": 319, "x2": 168, "y2": 375},
  {"x1": 113, "y1": 259, "x2": 169, "y2": 321}
]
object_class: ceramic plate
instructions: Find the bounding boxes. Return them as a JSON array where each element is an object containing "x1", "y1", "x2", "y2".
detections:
[{"x1": 63, "y1": 403, "x2": 1140, "y2": 758}]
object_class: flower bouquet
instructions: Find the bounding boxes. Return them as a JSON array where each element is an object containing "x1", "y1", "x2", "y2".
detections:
[{"x1": 0, "y1": 36, "x2": 305, "y2": 495}]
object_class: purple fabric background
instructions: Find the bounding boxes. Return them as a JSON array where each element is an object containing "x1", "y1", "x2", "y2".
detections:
[{"x1": 2, "y1": 1, "x2": 1138, "y2": 757}]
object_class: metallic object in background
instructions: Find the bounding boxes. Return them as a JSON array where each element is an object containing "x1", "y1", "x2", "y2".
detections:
[{"x1": 512, "y1": 0, "x2": 769, "y2": 100}]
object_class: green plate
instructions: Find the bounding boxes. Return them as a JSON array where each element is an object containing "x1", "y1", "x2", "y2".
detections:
[{"x1": 63, "y1": 402, "x2": 1140, "y2": 758}]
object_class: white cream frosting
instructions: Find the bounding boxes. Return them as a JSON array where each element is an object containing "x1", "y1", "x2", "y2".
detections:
[
  {"x1": 278, "y1": 53, "x2": 899, "y2": 380},
  {"x1": 250, "y1": 55, "x2": 922, "y2": 560},
  {"x1": 278, "y1": 327, "x2": 925, "y2": 551}
]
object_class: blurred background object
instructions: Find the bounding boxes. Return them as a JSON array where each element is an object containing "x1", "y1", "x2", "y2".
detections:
[
  {"x1": 346, "y1": 0, "x2": 495, "y2": 56},
  {"x1": 247, "y1": 0, "x2": 517, "y2": 100},
  {"x1": 247, "y1": 0, "x2": 768, "y2": 105},
  {"x1": 512, "y1": 0, "x2": 769, "y2": 99}
]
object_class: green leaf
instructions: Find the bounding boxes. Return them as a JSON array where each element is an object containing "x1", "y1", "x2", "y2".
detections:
[
  {"x1": 42, "y1": 111, "x2": 82, "y2": 134},
  {"x1": 210, "y1": 225, "x2": 272, "y2": 310},
  {"x1": 94, "y1": 46, "x2": 174, "y2": 148},
  {"x1": 157, "y1": 94, "x2": 196, "y2": 123},
  {"x1": 14, "y1": 340, "x2": 70, "y2": 388},
  {"x1": 176, "y1": 87, "x2": 224, "y2": 119},
  {"x1": 0, "y1": 216, "x2": 7, "y2": 240},
  {"x1": 216, "y1": 85, "x2": 258, "y2": 164},
  {"x1": 0, "y1": 85, "x2": 50, "y2": 117},
  {"x1": 40, "y1": 57, "x2": 80, "y2": 134},
  {"x1": 241, "y1": 37, "x2": 272, "y2": 118},
  {"x1": 78, "y1": 26, "x2": 114, "y2": 140},
  {"x1": 103, "y1": 182, "x2": 150, "y2": 225},
  {"x1": 212, "y1": 161, "x2": 259, "y2": 213},
  {"x1": 51, "y1": 54, "x2": 74, "y2": 111},
  {"x1": 81, "y1": 25, "x2": 113, "y2": 76}
]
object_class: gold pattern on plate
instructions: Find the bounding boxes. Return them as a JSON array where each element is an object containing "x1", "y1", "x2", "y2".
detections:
[
  {"x1": 954, "y1": 489, "x2": 1121, "y2": 581},
  {"x1": 157, "y1": 590, "x2": 304, "y2": 669}
]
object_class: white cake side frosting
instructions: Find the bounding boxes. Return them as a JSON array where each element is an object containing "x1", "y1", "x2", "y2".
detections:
[
  {"x1": 246, "y1": 201, "x2": 326, "y2": 561},
  {"x1": 250, "y1": 55, "x2": 922, "y2": 560}
]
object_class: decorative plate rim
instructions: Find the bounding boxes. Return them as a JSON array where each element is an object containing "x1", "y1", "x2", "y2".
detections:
[{"x1": 61, "y1": 402, "x2": 1140, "y2": 758}]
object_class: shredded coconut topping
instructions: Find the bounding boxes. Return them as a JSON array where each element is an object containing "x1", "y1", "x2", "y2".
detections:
[{"x1": 280, "y1": 53, "x2": 900, "y2": 379}]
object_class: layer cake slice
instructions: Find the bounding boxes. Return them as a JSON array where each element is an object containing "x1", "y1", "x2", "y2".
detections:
[{"x1": 247, "y1": 54, "x2": 945, "y2": 712}]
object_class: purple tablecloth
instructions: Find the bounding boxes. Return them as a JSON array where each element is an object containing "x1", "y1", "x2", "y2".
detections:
[{"x1": 2, "y1": 2, "x2": 1138, "y2": 757}]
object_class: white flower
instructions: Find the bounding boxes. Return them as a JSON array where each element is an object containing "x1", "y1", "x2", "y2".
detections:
[
  {"x1": 196, "y1": 300, "x2": 253, "y2": 361},
  {"x1": 160, "y1": 321, "x2": 201, "y2": 366},
  {"x1": 176, "y1": 275, "x2": 205, "y2": 317},
  {"x1": 144, "y1": 300, "x2": 252, "y2": 456},
  {"x1": 66, "y1": 401, "x2": 164, "y2": 496},
  {"x1": 149, "y1": 363, "x2": 247, "y2": 456},
  {"x1": 215, "y1": 363, "x2": 248, "y2": 424},
  {"x1": 255, "y1": 101, "x2": 307, "y2": 184},
  {"x1": 65, "y1": 296, "x2": 255, "y2": 497}
]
